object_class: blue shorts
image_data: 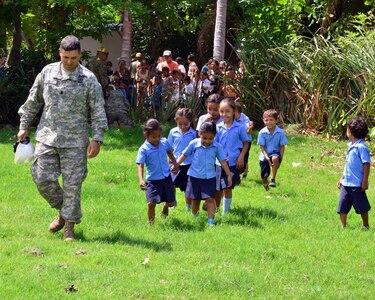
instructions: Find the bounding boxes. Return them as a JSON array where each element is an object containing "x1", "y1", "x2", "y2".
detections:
[
  {"x1": 146, "y1": 175, "x2": 176, "y2": 204},
  {"x1": 172, "y1": 164, "x2": 190, "y2": 192},
  {"x1": 216, "y1": 165, "x2": 240, "y2": 191},
  {"x1": 337, "y1": 186, "x2": 371, "y2": 214},
  {"x1": 185, "y1": 176, "x2": 216, "y2": 200},
  {"x1": 259, "y1": 152, "x2": 282, "y2": 178},
  {"x1": 238, "y1": 142, "x2": 251, "y2": 174}
]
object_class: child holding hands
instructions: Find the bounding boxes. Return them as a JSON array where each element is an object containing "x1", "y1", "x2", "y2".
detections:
[
  {"x1": 167, "y1": 108, "x2": 197, "y2": 210},
  {"x1": 216, "y1": 97, "x2": 250, "y2": 214},
  {"x1": 172, "y1": 121, "x2": 232, "y2": 226},
  {"x1": 337, "y1": 117, "x2": 371, "y2": 229},
  {"x1": 136, "y1": 119, "x2": 178, "y2": 223},
  {"x1": 257, "y1": 109, "x2": 288, "y2": 190}
]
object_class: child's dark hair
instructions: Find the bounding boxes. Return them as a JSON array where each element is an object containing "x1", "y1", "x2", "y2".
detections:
[
  {"x1": 183, "y1": 76, "x2": 191, "y2": 84},
  {"x1": 143, "y1": 119, "x2": 162, "y2": 136},
  {"x1": 175, "y1": 108, "x2": 194, "y2": 125},
  {"x1": 199, "y1": 121, "x2": 217, "y2": 135},
  {"x1": 220, "y1": 97, "x2": 236, "y2": 113},
  {"x1": 347, "y1": 117, "x2": 369, "y2": 139},
  {"x1": 172, "y1": 70, "x2": 180, "y2": 76},
  {"x1": 162, "y1": 66, "x2": 169, "y2": 73},
  {"x1": 176, "y1": 57, "x2": 183, "y2": 64},
  {"x1": 188, "y1": 54, "x2": 195, "y2": 61},
  {"x1": 206, "y1": 93, "x2": 222, "y2": 106},
  {"x1": 263, "y1": 109, "x2": 278, "y2": 119}
]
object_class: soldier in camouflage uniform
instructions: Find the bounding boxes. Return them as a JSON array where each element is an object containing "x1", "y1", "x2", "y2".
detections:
[
  {"x1": 17, "y1": 35, "x2": 108, "y2": 241},
  {"x1": 86, "y1": 47, "x2": 109, "y2": 92},
  {"x1": 106, "y1": 85, "x2": 133, "y2": 128}
]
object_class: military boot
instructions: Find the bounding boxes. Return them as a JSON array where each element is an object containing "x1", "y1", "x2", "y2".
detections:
[
  {"x1": 48, "y1": 213, "x2": 65, "y2": 233},
  {"x1": 64, "y1": 222, "x2": 75, "y2": 242}
]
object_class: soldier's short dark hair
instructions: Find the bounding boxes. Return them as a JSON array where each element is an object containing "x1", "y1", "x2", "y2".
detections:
[
  {"x1": 60, "y1": 35, "x2": 81, "y2": 52},
  {"x1": 348, "y1": 117, "x2": 369, "y2": 139}
]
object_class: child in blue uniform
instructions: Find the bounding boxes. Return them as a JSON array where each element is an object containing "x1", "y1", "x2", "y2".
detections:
[
  {"x1": 257, "y1": 109, "x2": 288, "y2": 190},
  {"x1": 196, "y1": 93, "x2": 222, "y2": 130},
  {"x1": 337, "y1": 117, "x2": 371, "y2": 229},
  {"x1": 216, "y1": 97, "x2": 250, "y2": 215},
  {"x1": 234, "y1": 100, "x2": 254, "y2": 177},
  {"x1": 167, "y1": 108, "x2": 197, "y2": 210},
  {"x1": 136, "y1": 119, "x2": 178, "y2": 223},
  {"x1": 172, "y1": 121, "x2": 232, "y2": 226}
]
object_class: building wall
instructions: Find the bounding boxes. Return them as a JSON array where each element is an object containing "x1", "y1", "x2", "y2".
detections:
[{"x1": 81, "y1": 31, "x2": 123, "y2": 68}]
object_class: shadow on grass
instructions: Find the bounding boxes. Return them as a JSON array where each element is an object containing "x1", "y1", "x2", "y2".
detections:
[
  {"x1": 222, "y1": 205, "x2": 284, "y2": 228},
  {"x1": 164, "y1": 217, "x2": 207, "y2": 232},
  {"x1": 81, "y1": 231, "x2": 173, "y2": 252}
]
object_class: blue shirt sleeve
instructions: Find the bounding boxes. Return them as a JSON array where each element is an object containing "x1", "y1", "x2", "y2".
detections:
[{"x1": 136, "y1": 146, "x2": 146, "y2": 164}]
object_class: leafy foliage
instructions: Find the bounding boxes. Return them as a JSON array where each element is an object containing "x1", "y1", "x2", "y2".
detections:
[{"x1": 237, "y1": 13, "x2": 375, "y2": 135}]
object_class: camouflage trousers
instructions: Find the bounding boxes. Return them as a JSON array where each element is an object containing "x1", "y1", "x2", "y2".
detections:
[{"x1": 31, "y1": 143, "x2": 88, "y2": 224}]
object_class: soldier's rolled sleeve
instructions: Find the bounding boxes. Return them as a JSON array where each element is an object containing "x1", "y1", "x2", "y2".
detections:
[
  {"x1": 18, "y1": 73, "x2": 44, "y2": 130},
  {"x1": 89, "y1": 79, "x2": 108, "y2": 141}
]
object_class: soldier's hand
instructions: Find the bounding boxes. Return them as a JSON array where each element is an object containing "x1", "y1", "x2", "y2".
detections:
[
  {"x1": 87, "y1": 141, "x2": 100, "y2": 158},
  {"x1": 17, "y1": 129, "x2": 29, "y2": 142}
]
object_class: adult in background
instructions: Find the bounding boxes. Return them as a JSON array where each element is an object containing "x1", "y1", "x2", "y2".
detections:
[
  {"x1": 130, "y1": 52, "x2": 142, "y2": 84},
  {"x1": 86, "y1": 47, "x2": 109, "y2": 92},
  {"x1": 17, "y1": 35, "x2": 108, "y2": 241},
  {"x1": 158, "y1": 50, "x2": 179, "y2": 73}
]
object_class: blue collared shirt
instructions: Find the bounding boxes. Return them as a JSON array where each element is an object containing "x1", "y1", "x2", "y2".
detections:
[
  {"x1": 342, "y1": 139, "x2": 370, "y2": 187},
  {"x1": 257, "y1": 125, "x2": 288, "y2": 161},
  {"x1": 183, "y1": 138, "x2": 226, "y2": 179},
  {"x1": 215, "y1": 120, "x2": 250, "y2": 166},
  {"x1": 167, "y1": 126, "x2": 197, "y2": 165},
  {"x1": 196, "y1": 114, "x2": 222, "y2": 131},
  {"x1": 136, "y1": 138, "x2": 173, "y2": 180},
  {"x1": 236, "y1": 112, "x2": 252, "y2": 142}
]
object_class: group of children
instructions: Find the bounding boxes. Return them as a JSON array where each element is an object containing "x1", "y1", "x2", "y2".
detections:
[
  {"x1": 136, "y1": 95, "x2": 372, "y2": 229},
  {"x1": 136, "y1": 96, "x2": 289, "y2": 225}
]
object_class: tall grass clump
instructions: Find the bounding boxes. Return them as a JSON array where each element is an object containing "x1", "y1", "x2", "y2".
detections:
[{"x1": 237, "y1": 15, "x2": 375, "y2": 136}]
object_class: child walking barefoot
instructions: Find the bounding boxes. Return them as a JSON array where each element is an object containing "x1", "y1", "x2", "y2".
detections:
[
  {"x1": 257, "y1": 109, "x2": 288, "y2": 190},
  {"x1": 167, "y1": 108, "x2": 197, "y2": 210},
  {"x1": 216, "y1": 98, "x2": 250, "y2": 215},
  {"x1": 172, "y1": 121, "x2": 232, "y2": 226},
  {"x1": 337, "y1": 117, "x2": 371, "y2": 229},
  {"x1": 136, "y1": 119, "x2": 178, "y2": 223}
]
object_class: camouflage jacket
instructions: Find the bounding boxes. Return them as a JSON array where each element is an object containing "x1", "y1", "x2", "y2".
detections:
[
  {"x1": 86, "y1": 58, "x2": 108, "y2": 89},
  {"x1": 18, "y1": 62, "x2": 108, "y2": 148}
]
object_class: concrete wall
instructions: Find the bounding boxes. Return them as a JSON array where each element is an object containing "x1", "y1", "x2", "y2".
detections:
[{"x1": 81, "y1": 30, "x2": 123, "y2": 67}]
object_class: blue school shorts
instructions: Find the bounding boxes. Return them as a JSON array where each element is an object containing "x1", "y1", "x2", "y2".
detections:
[
  {"x1": 259, "y1": 152, "x2": 282, "y2": 178},
  {"x1": 216, "y1": 165, "x2": 240, "y2": 191},
  {"x1": 172, "y1": 164, "x2": 190, "y2": 192},
  {"x1": 146, "y1": 175, "x2": 176, "y2": 204},
  {"x1": 238, "y1": 142, "x2": 251, "y2": 174},
  {"x1": 185, "y1": 176, "x2": 216, "y2": 200},
  {"x1": 337, "y1": 186, "x2": 371, "y2": 214}
]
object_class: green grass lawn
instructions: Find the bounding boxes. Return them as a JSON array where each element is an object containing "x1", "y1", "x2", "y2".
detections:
[{"x1": 0, "y1": 126, "x2": 374, "y2": 299}]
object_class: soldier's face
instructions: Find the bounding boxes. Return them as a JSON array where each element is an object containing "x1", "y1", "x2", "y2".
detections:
[{"x1": 60, "y1": 49, "x2": 81, "y2": 72}]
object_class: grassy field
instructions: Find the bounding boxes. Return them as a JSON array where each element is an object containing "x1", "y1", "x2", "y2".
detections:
[{"x1": 0, "y1": 126, "x2": 374, "y2": 299}]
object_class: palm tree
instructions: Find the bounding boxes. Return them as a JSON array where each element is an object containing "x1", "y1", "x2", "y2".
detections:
[
  {"x1": 120, "y1": 9, "x2": 132, "y2": 68},
  {"x1": 213, "y1": 0, "x2": 227, "y2": 61}
]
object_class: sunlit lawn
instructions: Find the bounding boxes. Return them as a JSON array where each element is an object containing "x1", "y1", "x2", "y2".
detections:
[{"x1": 0, "y1": 126, "x2": 374, "y2": 299}]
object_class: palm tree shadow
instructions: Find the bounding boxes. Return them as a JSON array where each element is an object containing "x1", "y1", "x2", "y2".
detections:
[
  {"x1": 79, "y1": 231, "x2": 173, "y2": 252},
  {"x1": 222, "y1": 205, "x2": 284, "y2": 228}
]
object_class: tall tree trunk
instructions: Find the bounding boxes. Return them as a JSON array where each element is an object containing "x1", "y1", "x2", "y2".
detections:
[
  {"x1": 121, "y1": 9, "x2": 132, "y2": 69},
  {"x1": 213, "y1": 0, "x2": 227, "y2": 61},
  {"x1": 6, "y1": 0, "x2": 22, "y2": 67}
]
